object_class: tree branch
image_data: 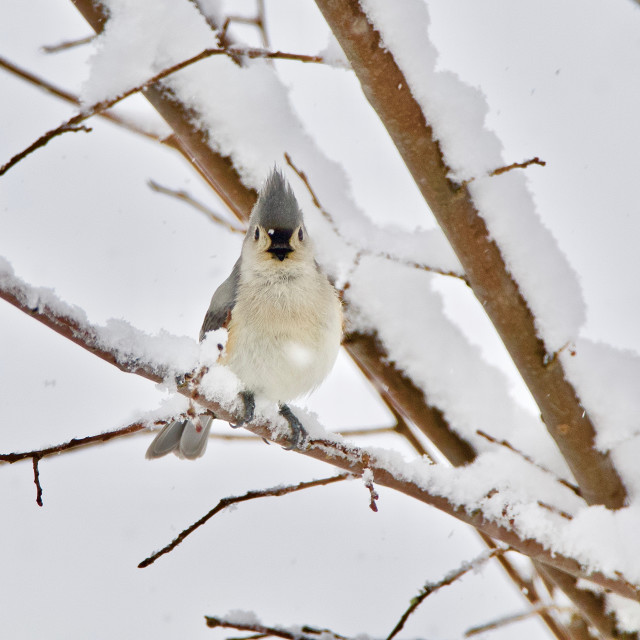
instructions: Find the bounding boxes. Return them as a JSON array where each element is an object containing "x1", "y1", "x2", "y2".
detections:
[
  {"x1": 0, "y1": 422, "x2": 147, "y2": 465},
  {"x1": 312, "y1": 0, "x2": 626, "y2": 509},
  {"x1": 284, "y1": 152, "x2": 466, "y2": 282},
  {"x1": 147, "y1": 180, "x2": 245, "y2": 233},
  {"x1": 386, "y1": 547, "x2": 510, "y2": 640},
  {"x1": 465, "y1": 604, "x2": 569, "y2": 638},
  {"x1": 0, "y1": 55, "x2": 163, "y2": 142},
  {"x1": 205, "y1": 616, "x2": 345, "y2": 640},
  {"x1": 139, "y1": 474, "x2": 350, "y2": 568},
  {"x1": 1, "y1": 271, "x2": 638, "y2": 602}
]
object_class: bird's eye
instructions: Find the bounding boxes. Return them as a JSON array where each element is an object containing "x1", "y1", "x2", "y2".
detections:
[
  {"x1": 298, "y1": 227, "x2": 304, "y2": 241},
  {"x1": 254, "y1": 227, "x2": 260, "y2": 241}
]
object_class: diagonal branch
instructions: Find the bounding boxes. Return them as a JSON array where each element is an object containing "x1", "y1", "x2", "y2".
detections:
[
  {"x1": 0, "y1": 55, "x2": 163, "y2": 142},
  {"x1": 1, "y1": 270, "x2": 639, "y2": 602},
  {"x1": 386, "y1": 547, "x2": 510, "y2": 640},
  {"x1": 312, "y1": 0, "x2": 626, "y2": 510},
  {"x1": 139, "y1": 474, "x2": 350, "y2": 568}
]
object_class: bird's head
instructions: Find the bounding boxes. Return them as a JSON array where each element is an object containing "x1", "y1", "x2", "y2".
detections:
[{"x1": 243, "y1": 169, "x2": 312, "y2": 272}]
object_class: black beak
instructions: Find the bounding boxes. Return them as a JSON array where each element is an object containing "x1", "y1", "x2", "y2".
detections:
[
  {"x1": 267, "y1": 229, "x2": 294, "y2": 261},
  {"x1": 268, "y1": 247, "x2": 293, "y2": 261}
]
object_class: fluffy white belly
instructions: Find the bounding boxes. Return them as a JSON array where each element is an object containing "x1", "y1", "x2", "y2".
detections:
[{"x1": 224, "y1": 273, "x2": 342, "y2": 403}]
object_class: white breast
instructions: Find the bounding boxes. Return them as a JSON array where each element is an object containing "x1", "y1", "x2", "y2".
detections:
[{"x1": 224, "y1": 263, "x2": 342, "y2": 403}]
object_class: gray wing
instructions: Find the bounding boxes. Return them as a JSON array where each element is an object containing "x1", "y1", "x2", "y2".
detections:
[{"x1": 199, "y1": 257, "x2": 241, "y2": 341}]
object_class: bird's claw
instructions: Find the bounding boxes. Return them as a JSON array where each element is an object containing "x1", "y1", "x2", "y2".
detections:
[
  {"x1": 278, "y1": 404, "x2": 308, "y2": 450},
  {"x1": 231, "y1": 390, "x2": 255, "y2": 428}
]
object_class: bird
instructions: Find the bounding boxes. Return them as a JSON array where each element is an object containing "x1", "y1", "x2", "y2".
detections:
[{"x1": 146, "y1": 168, "x2": 343, "y2": 460}]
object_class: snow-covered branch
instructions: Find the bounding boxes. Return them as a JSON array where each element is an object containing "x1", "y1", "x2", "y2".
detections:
[
  {"x1": 1, "y1": 263, "x2": 639, "y2": 603},
  {"x1": 313, "y1": 0, "x2": 626, "y2": 510}
]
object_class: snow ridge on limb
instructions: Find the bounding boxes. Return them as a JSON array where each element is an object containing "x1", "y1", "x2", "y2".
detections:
[
  {"x1": 1, "y1": 264, "x2": 639, "y2": 602},
  {"x1": 313, "y1": 0, "x2": 626, "y2": 510}
]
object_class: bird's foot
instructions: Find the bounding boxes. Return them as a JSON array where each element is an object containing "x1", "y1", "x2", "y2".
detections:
[
  {"x1": 278, "y1": 404, "x2": 308, "y2": 450},
  {"x1": 231, "y1": 390, "x2": 255, "y2": 428}
]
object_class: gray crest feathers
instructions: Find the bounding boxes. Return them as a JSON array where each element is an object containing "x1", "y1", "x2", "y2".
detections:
[{"x1": 249, "y1": 169, "x2": 302, "y2": 230}]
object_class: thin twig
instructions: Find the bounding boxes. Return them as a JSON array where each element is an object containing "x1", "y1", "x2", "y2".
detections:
[
  {"x1": 0, "y1": 56, "x2": 162, "y2": 143},
  {"x1": 32, "y1": 456, "x2": 43, "y2": 507},
  {"x1": 386, "y1": 547, "x2": 510, "y2": 640},
  {"x1": 139, "y1": 474, "x2": 350, "y2": 568},
  {"x1": 491, "y1": 157, "x2": 546, "y2": 176},
  {"x1": 147, "y1": 180, "x2": 245, "y2": 233},
  {"x1": 537, "y1": 501, "x2": 573, "y2": 521},
  {"x1": 301, "y1": 626, "x2": 349, "y2": 640},
  {"x1": 205, "y1": 616, "x2": 347, "y2": 640},
  {"x1": 1, "y1": 124, "x2": 92, "y2": 175},
  {"x1": 465, "y1": 604, "x2": 570, "y2": 637},
  {"x1": 41, "y1": 34, "x2": 96, "y2": 53},
  {"x1": 284, "y1": 152, "x2": 466, "y2": 283},
  {"x1": 256, "y1": 0, "x2": 270, "y2": 48},
  {"x1": 0, "y1": 422, "x2": 148, "y2": 464},
  {"x1": 0, "y1": 422, "x2": 149, "y2": 506},
  {"x1": 0, "y1": 45, "x2": 328, "y2": 176},
  {"x1": 476, "y1": 430, "x2": 582, "y2": 497}
]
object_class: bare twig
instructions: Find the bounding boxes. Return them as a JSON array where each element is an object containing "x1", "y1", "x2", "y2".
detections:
[
  {"x1": 1, "y1": 422, "x2": 149, "y2": 505},
  {"x1": 41, "y1": 34, "x2": 96, "y2": 53},
  {"x1": 300, "y1": 626, "x2": 349, "y2": 640},
  {"x1": 0, "y1": 422, "x2": 149, "y2": 506},
  {"x1": 386, "y1": 547, "x2": 510, "y2": 640},
  {"x1": 0, "y1": 422, "x2": 148, "y2": 465},
  {"x1": 139, "y1": 474, "x2": 350, "y2": 568},
  {"x1": 465, "y1": 604, "x2": 569, "y2": 637},
  {"x1": 1, "y1": 123, "x2": 92, "y2": 175},
  {"x1": 205, "y1": 616, "x2": 347, "y2": 640},
  {"x1": 284, "y1": 153, "x2": 466, "y2": 282},
  {"x1": 32, "y1": 456, "x2": 43, "y2": 506},
  {"x1": 256, "y1": 0, "x2": 270, "y2": 48},
  {"x1": 0, "y1": 56, "x2": 163, "y2": 142},
  {"x1": 206, "y1": 617, "x2": 340, "y2": 640},
  {"x1": 537, "y1": 501, "x2": 573, "y2": 521},
  {"x1": 477, "y1": 429, "x2": 581, "y2": 497},
  {"x1": 491, "y1": 156, "x2": 546, "y2": 177},
  {"x1": 147, "y1": 180, "x2": 245, "y2": 233}
]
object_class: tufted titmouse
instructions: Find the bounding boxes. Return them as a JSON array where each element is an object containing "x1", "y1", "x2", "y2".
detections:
[{"x1": 147, "y1": 169, "x2": 343, "y2": 459}]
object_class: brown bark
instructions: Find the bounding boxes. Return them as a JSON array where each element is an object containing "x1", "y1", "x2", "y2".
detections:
[
  {"x1": 1, "y1": 278, "x2": 638, "y2": 604},
  {"x1": 312, "y1": 0, "x2": 626, "y2": 510}
]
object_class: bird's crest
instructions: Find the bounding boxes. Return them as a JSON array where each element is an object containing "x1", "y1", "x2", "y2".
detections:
[{"x1": 249, "y1": 169, "x2": 302, "y2": 230}]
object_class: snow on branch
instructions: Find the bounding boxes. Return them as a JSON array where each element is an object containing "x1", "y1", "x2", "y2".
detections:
[
  {"x1": 313, "y1": 0, "x2": 627, "y2": 510},
  {"x1": 1, "y1": 261, "x2": 639, "y2": 602},
  {"x1": 205, "y1": 614, "x2": 347, "y2": 640},
  {"x1": 0, "y1": 44, "x2": 330, "y2": 177}
]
